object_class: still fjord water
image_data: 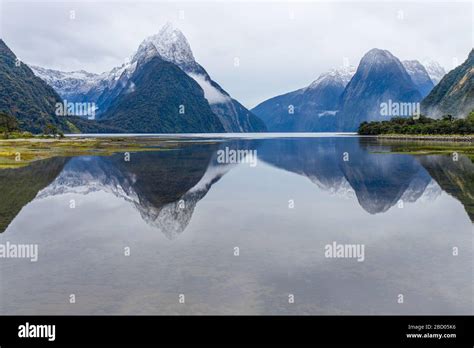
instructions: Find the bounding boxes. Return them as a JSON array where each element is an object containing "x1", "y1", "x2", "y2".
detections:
[{"x1": 0, "y1": 135, "x2": 472, "y2": 314}]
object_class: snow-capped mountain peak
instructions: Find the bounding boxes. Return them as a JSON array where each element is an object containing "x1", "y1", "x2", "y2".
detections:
[
  {"x1": 31, "y1": 65, "x2": 103, "y2": 101},
  {"x1": 133, "y1": 22, "x2": 195, "y2": 68},
  {"x1": 307, "y1": 65, "x2": 356, "y2": 90},
  {"x1": 402, "y1": 60, "x2": 434, "y2": 97},
  {"x1": 28, "y1": 23, "x2": 265, "y2": 132},
  {"x1": 402, "y1": 60, "x2": 428, "y2": 76},
  {"x1": 421, "y1": 59, "x2": 446, "y2": 85},
  {"x1": 31, "y1": 23, "x2": 198, "y2": 106},
  {"x1": 32, "y1": 66, "x2": 100, "y2": 82},
  {"x1": 356, "y1": 48, "x2": 414, "y2": 78},
  {"x1": 361, "y1": 48, "x2": 395, "y2": 65}
]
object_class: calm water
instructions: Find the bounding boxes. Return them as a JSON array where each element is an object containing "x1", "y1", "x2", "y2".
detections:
[{"x1": 0, "y1": 136, "x2": 473, "y2": 315}]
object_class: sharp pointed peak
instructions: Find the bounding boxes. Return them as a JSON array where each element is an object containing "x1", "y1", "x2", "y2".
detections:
[
  {"x1": 133, "y1": 22, "x2": 195, "y2": 67},
  {"x1": 159, "y1": 21, "x2": 180, "y2": 34},
  {"x1": 468, "y1": 48, "x2": 474, "y2": 59},
  {"x1": 152, "y1": 22, "x2": 187, "y2": 43},
  {"x1": 161, "y1": 21, "x2": 175, "y2": 29}
]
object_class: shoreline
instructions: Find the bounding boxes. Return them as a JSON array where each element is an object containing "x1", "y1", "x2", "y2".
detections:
[
  {"x1": 2, "y1": 132, "x2": 474, "y2": 143},
  {"x1": 0, "y1": 137, "x2": 178, "y2": 169},
  {"x1": 1, "y1": 134, "x2": 473, "y2": 169},
  {"x1": 375, "y1": 134, "x2": 474, "y2": 142}
]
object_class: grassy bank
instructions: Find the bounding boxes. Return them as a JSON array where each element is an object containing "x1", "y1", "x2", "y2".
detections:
[
  {"x1": 0, "y1": 136, "x2": 196, "y2": 169},
  {"x1": 374, "y1": 138, "x2": 474, "y2": 161}
]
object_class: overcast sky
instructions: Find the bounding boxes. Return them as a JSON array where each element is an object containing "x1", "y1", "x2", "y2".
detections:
[{"x1": 1, "y1": 0, "x2": 472, "y2": 108}]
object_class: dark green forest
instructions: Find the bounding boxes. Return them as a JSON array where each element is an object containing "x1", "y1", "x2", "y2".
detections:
[{"x1": 358, "y1": 111, "x2": 474, "y2": 135}]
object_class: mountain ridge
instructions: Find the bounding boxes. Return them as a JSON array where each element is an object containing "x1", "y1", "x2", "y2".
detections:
[
  {"x1": 251, "y1": 65, "x2": 356, "y2": 131},
  {"x1": 101, "y1": 56, "x2": 226, "y2": 133},
  {"x1": 252, "y1": 49, "x2": 445, "y2": 132},
  {"x1": 0, "y1": 39, "x2": 71, "y2": 133},
  {"x1": 336, "y1": 48, "x2": 423, "y2": 131},
  {"x1": 421, "y1": 49, "x2": 474, "y2": 118},
  {"x1": 31, "y1": 23, "x2": 266, "y2": 133},
  {"x1": 402, "y1": 60, "x2": 435, "y2": 97}
]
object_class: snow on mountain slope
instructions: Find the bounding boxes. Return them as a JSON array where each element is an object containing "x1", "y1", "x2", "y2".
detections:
[
  {"x1": 251, "y1": 65, "x2": 356, "y2": 131},
  {"x1": 132, "y1": 22, "x2": 196, "y2": 69},
  {"x1": 402, "y1": 60, "x2": 434, "y2": 97},
  {"x1": 422, "y1": 59, "x2": 447, "y2": 85},
  {"x1": 31, "y1": 22, "x2": 264, "y2": 131},
  {"x1": 132, "y1": 23, "x2": 262, "y2": 131},
  {"x1": 31, "y1": 66, "x2": 104, "y2": 102},
  {"x1": 307, "y1": 65, "x2": 356, "y2": 90}
]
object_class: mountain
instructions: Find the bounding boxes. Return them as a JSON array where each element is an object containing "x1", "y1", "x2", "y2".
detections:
[
  {"x1": 251, "y1": 66, "x2": 355, "y2": 131},
  {"x1": 32, "y1": 23, "x2": 265, "y2": 133},
  {"x1": 101, "y1": 56, "x2": 225, "y2": 133},
  {"x1": 421, "y1": 49, "x2": 474, "y2": 119},
  {"x1": 336, "y1": 48, "x2": 422, "y2": 131},
  {"x1": 402, "y1": 60, "x2": 434, "y2": 97},
  {"x1": 0, "y1": 39, "x2": 72, "y2": 133},
  {"x1": 30, "y1": 66, "x2": 102, "y2": 104},
  {"x1": 422, "y1": 59, "x2": 447, "y2": 85},
  {"x1": 107, "y1": 23, "x2": 265, "y2": 132}
]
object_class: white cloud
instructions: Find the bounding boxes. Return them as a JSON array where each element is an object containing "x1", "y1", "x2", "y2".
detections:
[
  {"x1": 188, "y1": 73, "x2": 230, "y2": 104},
  {"x1": 1, "y1": 1, "x2": 472, "y2": 108}
]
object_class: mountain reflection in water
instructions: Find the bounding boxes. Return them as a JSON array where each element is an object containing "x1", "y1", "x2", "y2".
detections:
[{"x1": 0, "y1": 136, "x2": 472, "y2": 315}]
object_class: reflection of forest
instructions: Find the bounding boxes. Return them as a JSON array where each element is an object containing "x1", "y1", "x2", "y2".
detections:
[
  {"x1": 0, "y1": 157, "x2": 69, "y2": 232},
  {"x1": 419, "y1": 155, "x2": 474, "y2": 221}
]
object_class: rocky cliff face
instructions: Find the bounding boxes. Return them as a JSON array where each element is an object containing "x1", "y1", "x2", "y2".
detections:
[{"x1": 421, "y1": 49, "x2": 474, "y2": 118}]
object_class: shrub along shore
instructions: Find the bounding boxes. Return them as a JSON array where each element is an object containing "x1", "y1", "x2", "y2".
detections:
[
  {"x1": 374, "y1": 134, "x2": 473, "y2": 142},
  {"x1": 358, "y1": 111, "x2": 474, "y2": 140}
]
